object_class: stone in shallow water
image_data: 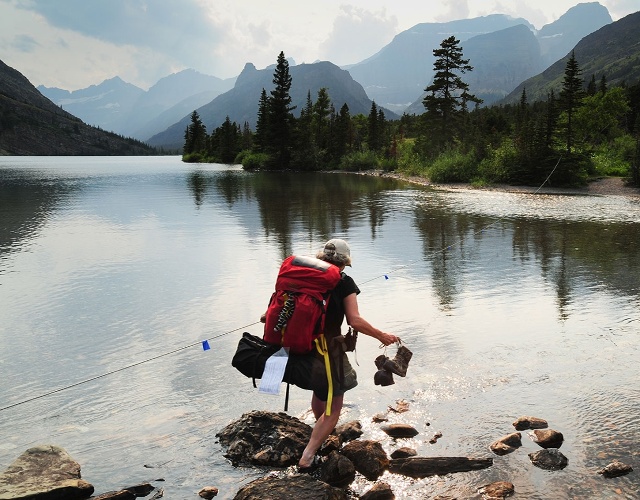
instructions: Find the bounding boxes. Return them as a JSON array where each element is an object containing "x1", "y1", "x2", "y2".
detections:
[
  {"x1": 597, "y1": 460, "x2": 633, "y2": 478},
  {"x1": 528, "y1": 449, "x2": 568, "y2": 470},
  {"x1": 0, "y1": 445, "x2": 94, "y2": 500},
  {"x1": 490, "y1": 432, "x2": 522, "y2": 456},
  {"x1": 478, "y1": 480, "x2": 515, "y2": 499},
  {"x1": 512, "y1": 416, "x2": 548, "y2": 431},
  {"x1": 530, "y1": 428, "x2": 564, "y2": 449}
]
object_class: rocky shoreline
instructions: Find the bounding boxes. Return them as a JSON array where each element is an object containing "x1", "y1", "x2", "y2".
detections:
[
  {"x1": 355, "y1": 170, "x2": 640, "y2": 199},
  {"x1": 1, "y1": 405, "x2": 633, "y2": 499}
]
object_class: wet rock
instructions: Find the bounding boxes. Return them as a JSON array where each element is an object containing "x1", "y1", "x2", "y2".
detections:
[
  {"x1": 490, "y1": 432, "x2": 522, "y2": 456},
  {"x1": 380, "y1": 423, "x2": 419, "y2": 438},
  {"x1": 372, "y1": 413, "x2": 389, "y2": 423},
  {"x1": 597, "y1": 460, "x2": 633, "y2": 478},
  {"x1": 512, "y1": 416, "x2": 548, "y2": 431},
  {"x1": 124, "y1": 482, "x2": 155, "y2": 496},
  {"x1": 216, "y1": 410, "x2": 311, "y2": 467},
  {"x1": 335, "y1": 420, "x2": 363, "y2": 443},
  {"x1": 318, "y1": 451, "x2": 356, "y2": 487},
  {"x1": 428, "y1": 432, "x2": 443, "y2": 444},
  {"x1": 390, "y1": 447, "x2": 417, "y2": 459},
  {"x1": 198, "y1": 486, "x2": 219, "y2": 498},
  {"x1": 360, "y1": 481, "x2": 395, "y2": 500},
  {"x1": 340, "y1": 440, "x2": 389, "y2": 481},
  {"x1": 0, "y1": 445, "x2": 94, "y2": 500},
  {"x1": 233, "y1": 474, "x2": 347, "y2": 499},
  {"x1": 389, "y1": 456, "x2": 493, "y2": 478},
  {"x1": 530, "y1": 429, "x2": 564, "y2": 449},
  {"x1": 528, "y1": 449, "x2": 568, "y2": 470},
  {"x1": 319, "y1": 435, "x2": 341, "y2": 456},
  {"x1": 93, "y1": 492, "x2": 136, "y2": 500},
  {"x1": 478, "y1": 481, "x2": 515, "y2": 499}
]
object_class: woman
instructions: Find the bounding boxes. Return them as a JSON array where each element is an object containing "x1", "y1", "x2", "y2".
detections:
[{"x1": 298, "y1": 238, "x2": 398, "y2": 470}]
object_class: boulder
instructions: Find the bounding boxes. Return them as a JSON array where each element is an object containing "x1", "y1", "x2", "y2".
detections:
[
  {"x1": 360, "y1": 481, "x2": 395, "y2": 500},
  {"x1": 389, "y1": 456, "x2": 493, "y2": 479},
  {"x1": 233, "y1": 474, "x2": 347, "y2": 500},
  {"x1": 597, "y1": 460, "x2": 633, "y2": 478},
  {"x1": 198, "y1": 486, "x2": 219, "y2": 498},
  {"x1": 340, "y1": 440, "x2": 389, "y2": 481},
  {"x1": 380, "y1": 424, "x2": 419, "y2": 439},
  {"x1": 216, "y1": 411, "x2": 311, "y2": 467},
  {"x1": 528, "y1": 449, "x2": 568, "y2": 470},
  {"x1": 318, "y1": 435, "x2": 341, "y2": 456},
  {"x1": 390, "y1": 447, "x2": 417, "y2": 459},
  {"x1": 512, "y1": 416, "x2": 548, "y2": 431},
  {"x1": 0, "y1": 445, "x2": 94, "y2": 500},
  {"x1": 530, "y1": 429, "x2": 564, "y2": 449},
  {"x1": 478, "y1": 481, "x2": 515, "y2": 499},
  {"x1": 489, "y1": 432, "x2": 522, "y2": 456},
  {"x1": 334, "y1": 421, "x2": 363, "y2": 443},
  {"x1": 318, "y1": 451, "x2": 356, "y2": 487}
]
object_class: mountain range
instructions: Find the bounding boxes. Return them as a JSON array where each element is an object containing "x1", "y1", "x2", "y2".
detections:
[{"x1": 5, "y1": 2, "x2": 639, "y2": 155}]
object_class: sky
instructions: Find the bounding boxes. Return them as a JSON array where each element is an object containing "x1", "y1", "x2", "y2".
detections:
[{"x1": 0, "y1": 0, "x2": 637, "y2": 91}]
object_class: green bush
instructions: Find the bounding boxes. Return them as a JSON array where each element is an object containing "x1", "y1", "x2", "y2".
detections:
[
  {"x1": 339, "y1": 150, "x2": 379, "y2": 172},
  {"x1": 241, "y1": 152, "x2": 272, "y2": 170},
  {"x1": 396, "y1": 141, "x2": 428, "y2": 177},
  {"x1": 182, "y1": 152, "x2": 204, "y2": 163},
  {"x1": 477, "y1": 139, "x2": 517, "y2": 183},
  {"x1": 427, "y1": 148, "x2": 478, "y2": 183}
]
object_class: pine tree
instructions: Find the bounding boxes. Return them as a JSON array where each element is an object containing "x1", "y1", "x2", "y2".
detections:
[
  {"x1": 183, "y1": 110, "x2": 207, "y2": 156},
  {"x1": 422, "y1": 36, "x2": 481, "y2": 147},
  {"x1": 268, "y1": 51, "x2": 296, "y2": 168},
  {"x1": 559, "y1": 51, "x2": 585, "y2": 153},
  {"x1": 254, "y1": 89, "x2": 269, "y2": 152}
]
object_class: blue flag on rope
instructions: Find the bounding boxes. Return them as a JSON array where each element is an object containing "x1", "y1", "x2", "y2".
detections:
[
  {"x1": 384, "y1": 274, "x2": 389, "y2": 280},
  {"x1": 202, "y1": 340, "x2": 211, "y2": 351}
]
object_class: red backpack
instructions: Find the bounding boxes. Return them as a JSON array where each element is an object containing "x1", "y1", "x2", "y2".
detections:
[{"x1": 263, "y1": 255, "x2": 342, "y2": 354}]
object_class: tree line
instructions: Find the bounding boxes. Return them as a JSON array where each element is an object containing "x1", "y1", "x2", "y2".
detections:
[{"x1": 183, "y1": 40, "x2": 640, "y2": 187}]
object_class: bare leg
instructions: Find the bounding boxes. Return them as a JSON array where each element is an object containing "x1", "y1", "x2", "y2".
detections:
[{"x1": 299, "y1": 394, "x2": 344, "y2": 468}]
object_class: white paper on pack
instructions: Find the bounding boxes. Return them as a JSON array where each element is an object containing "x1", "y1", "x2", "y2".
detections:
[{"x1": 258, "y1": 347, "x2": 289, "y2": 395}]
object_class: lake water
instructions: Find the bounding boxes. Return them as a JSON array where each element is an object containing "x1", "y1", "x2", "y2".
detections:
[{"x1": 1, "y1": 156, "x2": 639, "y2": 499}]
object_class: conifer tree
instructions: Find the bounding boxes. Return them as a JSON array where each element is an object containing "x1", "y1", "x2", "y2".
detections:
[
  {"x1": 183, "y1": 110, "x2": 207, "y2": 155},
  {"x1": 254, "y1": 89, "x2": 269, "y2": 152},
  {"x1": 422, "y1": 36, "x2": 481, "y2": 148},
  {"x1": 268, "y1": 51, "x2": 296, "y2": 168},
  {"x1": 559, "y1": 51, "x2": 585, "y2": 153}
]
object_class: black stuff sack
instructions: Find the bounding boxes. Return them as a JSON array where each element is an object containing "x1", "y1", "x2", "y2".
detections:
[{"x1": 231, "y1": 332, "x2": 316, "y2": 390}]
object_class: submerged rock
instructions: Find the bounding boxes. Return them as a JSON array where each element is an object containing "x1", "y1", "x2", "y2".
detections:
[
  {"x1": 216, "y1": 410, "x2": 311, "y2": 467},
  {"x1": 597, "y1": 460, "x2": 633, "y2": 478},
  {"x1": 360, "y1": 481, "x2": 395, "y2": 500},
  {"x1": 0, "y1": 445, "x2": 94, "y2": 500},
  {"x1": 389, "y1": 456, "x2": 493, "y2": 478},
  {"x1": 490, "y1": 432, "x2": 522, "y2": 456},
  {"x1": 528, "y1": 449, "x2": 568, "y2": 470},
  {"x1": 512, "y1": 416, "x2": 548, "y2": 431},
  {"x1": 390, "y1": 447, "x2": 417, "y2": 459}
]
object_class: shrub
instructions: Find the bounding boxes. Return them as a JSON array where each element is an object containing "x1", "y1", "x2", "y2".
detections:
[
  {"x1": 427, "y1": 148, "x2": 478, "y2": 183},
  {"x1": 241, "y1": 152, "x2": 272, "y2": 170},
  {"x1": 339, "y1": 150, "x2": 379, "y2": 172}
]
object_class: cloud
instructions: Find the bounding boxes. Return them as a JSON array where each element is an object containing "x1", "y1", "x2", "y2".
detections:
[
  {"x1": 10, "y1": 33, "x2": 39, "y2": 52},
  {"x1": 435, "y1": 0, "x2": 470, "y2": 22},
  {"x1": 319, "y1": 6, "x2": 398, "y2": 65},
  {"x1": 16, "y1": 0, "x2": 223, "y2": 72}
]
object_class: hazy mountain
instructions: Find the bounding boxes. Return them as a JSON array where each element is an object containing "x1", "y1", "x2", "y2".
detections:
[
  {"x1": 0, "y1": 59, "x2": 154, "y2": 155},
  {"x1": 347, "y1": 3, "x2": 612, "y2": 113},
  {"x1": 503, "y1": 10, "x2": 640, "y2": 104},
  {"x1": 148, "y1": 60, "x2": 399, "y2": 150},
  {"x1": 38, "y1": 69, "x2": 235, "y2": 141}
]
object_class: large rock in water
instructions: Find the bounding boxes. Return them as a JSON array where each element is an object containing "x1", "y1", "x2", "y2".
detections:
[
  {"x1": 216, "y1": 410, "x2": 312, "y2": 467},
  {"x1": 233, "y1": 474, "x2": 347, "y2": 500},
  {"x1": 0, "y1": 445, "x2": 94, "y2": 500}
]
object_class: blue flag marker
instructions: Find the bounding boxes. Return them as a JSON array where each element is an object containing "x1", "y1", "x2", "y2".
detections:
[
  {"x1": 384, "y1": 274, "x2": 389, "y2": 280},
  {"x1": 202, "y1": 340, "x2": 211, "y2": 351}
]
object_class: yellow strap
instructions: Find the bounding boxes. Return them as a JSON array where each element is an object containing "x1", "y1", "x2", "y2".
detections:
[{"x1": 315, "y1": 335, "x2": 333, "y2": 416}]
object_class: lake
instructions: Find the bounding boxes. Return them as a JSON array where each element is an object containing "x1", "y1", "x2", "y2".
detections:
[{"x1": 0, "y1": 156, "x2": 639, "y2": 498}]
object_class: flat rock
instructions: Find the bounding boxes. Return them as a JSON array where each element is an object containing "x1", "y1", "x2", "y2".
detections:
[
  {"x1": 380, "y1": 423, "x2": 419, "y2": 438},
  {"x1": 512, "y1": 416, "x2": 548, "y2": 431},
  {"x1": 233, "y1": 474, "x2": 347, "y2": 499},
  {"x1": 334, "y1": 420, "x2": 363, "y2": 443},
  {"x1": 390, "y1": 447, "x2": 417, "y2": 459},
  {"x1": 597, "y1": 460, "x2": 633, "y2": 478},
  {"x1": 389, "y1": 456, "x2": 493, "y2": 479},
  {"x1": 528, "y1": 449, "x2": 568, "y2": 470},
  {"x1": 0, "y1": 445, "x2": 94, "y2": 500}
]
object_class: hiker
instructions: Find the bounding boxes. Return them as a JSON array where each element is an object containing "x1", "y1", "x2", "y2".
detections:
[{"x1": 296, "y1": 238, "x2": 399, "y2": 470}]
